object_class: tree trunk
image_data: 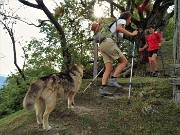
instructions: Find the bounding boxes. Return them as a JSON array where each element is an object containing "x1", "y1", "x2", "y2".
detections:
[
  {"x1": 173, "y1": 0, "x2": 180, "y2": 64},
  {"x1": 169, "y1": 0, "x2": 180, "y2": 104}
]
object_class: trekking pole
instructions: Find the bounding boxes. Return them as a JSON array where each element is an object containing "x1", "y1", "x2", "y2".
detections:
[
  {"x1": 128, "y1": 41, "x2": 136, "y2": 104},
  {"x1": 82, "y1": 67, "x2": 104, "y2": 94}
]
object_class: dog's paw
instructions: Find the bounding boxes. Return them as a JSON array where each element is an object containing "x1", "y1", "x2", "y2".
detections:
[
  {"x1": 47, "y1": 126, "x2": 52, "y2": 131},
  {"x1": 43, "y1": 126, "x2": 52, "y2": 131},
  {"x1": 68, "y1": 105, "x2": 74, "y2": 109}
]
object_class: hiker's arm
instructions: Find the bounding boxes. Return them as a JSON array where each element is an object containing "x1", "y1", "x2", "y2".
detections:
[
  {"x1": 158, "y1": 38, "x2": 165, "y2": 47},
  {"x1": 139, "y1": 44, "x2": 148, "y2": 51},
  {"x1": 116, "y1": 24, "x2": 138, "y2": 36}
]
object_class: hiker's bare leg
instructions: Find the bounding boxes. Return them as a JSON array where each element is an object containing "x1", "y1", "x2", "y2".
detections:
[
  {"x1": 151, "y1": 54, "x2": 158, "y2": 71},
  {"x1": 148, "y1": 57, "x2": 154, "y2": 72},
  {"x1": 112, "y1": 55, "x2": 128, "y2": 77},
  {"x1": 102, "y1": 62, "x2": 113, "y2": 85}
]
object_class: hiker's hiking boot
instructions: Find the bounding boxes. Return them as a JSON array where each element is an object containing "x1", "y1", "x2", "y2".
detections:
[
  {"x1": 155, "y1": 72, "x2": 160, "y2": 77},
  {"x1": 107, "y1": 78, "x2": 129, "y2": 94},
  {"x1": 152, "y1": 72, "x2": 155, "y2": 77},
  {"x1": 152, "y1": 71, "x2": 160, "y2": 77},
  {"x1": 107, "y1": 78, "x2": 122, "y2": 89},
  {"x1": 99, "y1": 86, "x2": 114, "y2": 97}
]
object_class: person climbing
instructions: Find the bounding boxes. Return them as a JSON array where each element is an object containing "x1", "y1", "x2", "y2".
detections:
[{"x1": 91, "y1": 11, "x2": 138, "y2": 97}]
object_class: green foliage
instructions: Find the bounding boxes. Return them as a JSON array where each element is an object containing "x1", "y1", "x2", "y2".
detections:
[
  {"x1": 0, "y1": 75, "x2": 28, "y2": 114},
  {"x1": 35, "y1": 0, "x2": 94, "y2": 71},
  {"x1": 164, "y1": 17, "x2": 174, "y2": 41},
  {"x1": 56, "y1": 1, "x2": 93, "y2": 68},
  {"x1": 0, "y1": 65, "x2": 57, "y2": 115},
  {"x1": 24, "y1": 38, "x2": 63, "y2": 70}
]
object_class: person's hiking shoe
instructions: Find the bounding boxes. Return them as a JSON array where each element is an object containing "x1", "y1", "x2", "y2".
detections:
[
  {"x1": 156, "y1": 71, "x2": 160, "y2": 77},
  {"x1": 107, "y1": 78, "x2": 122, "y2": 89},
  {"x1": 152, "y1": 71, "x2": 160, "y2": 77},
  {"x1": 99, "y1": 86, "x2": 114, "y2": 97},
  {"x1": 152, "y1": 72, "x2": 156, "y2": 77}
]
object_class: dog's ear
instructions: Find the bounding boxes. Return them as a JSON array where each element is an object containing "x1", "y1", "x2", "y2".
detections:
[
  {"x1": 72, "y1": 63, "x2": 84, "y2": 69},
  {"x1": 74, "y1": 63, "x2": 80, "y2": 67},
  {"x1": 74, "y1": 62, "x2": 84, "y2": 68},
  {"x1": 77, "y1": 63, "x2": 84, "y2": 69}
]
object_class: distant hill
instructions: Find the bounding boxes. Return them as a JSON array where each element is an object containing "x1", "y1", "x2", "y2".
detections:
[{"x1": 0, "y1": 76, "x2": 6, "y2": 89}]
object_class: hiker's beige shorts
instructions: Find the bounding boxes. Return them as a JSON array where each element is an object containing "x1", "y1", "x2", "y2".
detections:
[{"x1": 99, "y1": 38, "x2": 124, "y2": 63}]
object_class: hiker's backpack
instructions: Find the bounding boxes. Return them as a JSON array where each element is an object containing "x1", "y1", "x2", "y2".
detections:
[{"x1": 92, "y1": 17, "x2": 117, "y2": 43}]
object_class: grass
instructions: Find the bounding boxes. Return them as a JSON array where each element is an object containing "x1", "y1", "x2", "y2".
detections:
[{"x1": 0, "y1": 77, "x2": 180, "y2": 135}]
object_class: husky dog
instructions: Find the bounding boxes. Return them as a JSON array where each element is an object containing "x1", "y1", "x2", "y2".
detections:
[{"x1": 23, "y1": 63, "x2": 83, "y2": 130}]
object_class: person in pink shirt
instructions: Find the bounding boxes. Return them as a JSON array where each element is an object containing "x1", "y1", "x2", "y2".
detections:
[{"x1": 139, "y1": 25, "x2": 164, "y2": 77}]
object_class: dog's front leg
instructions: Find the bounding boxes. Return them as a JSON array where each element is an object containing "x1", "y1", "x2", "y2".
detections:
[
  {"x1": 42, "y1": 100, "x2": 56, "y2": 130},
  {"x1": 68, "y1": 91, "x2": 75, "y2": 108},
  {"x1": 43, "y1": 110, "x2": 52, "y2": 131}
]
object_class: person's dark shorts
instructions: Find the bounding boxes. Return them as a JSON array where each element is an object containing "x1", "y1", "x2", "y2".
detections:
[{"x1": 148, "y1": 49, "x2": 159, "y2": 57}]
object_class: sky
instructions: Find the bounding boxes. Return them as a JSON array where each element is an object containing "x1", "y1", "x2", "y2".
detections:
[{"x1": 0, "y1": 0, "x2": 60, "y2": 76}]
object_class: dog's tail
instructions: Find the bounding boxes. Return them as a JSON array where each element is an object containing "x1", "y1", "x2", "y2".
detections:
[{"x1": 23, "y1": 80, "x2": 44, "y2": 111}]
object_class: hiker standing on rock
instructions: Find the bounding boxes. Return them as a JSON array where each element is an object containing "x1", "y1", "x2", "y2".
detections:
[
  {"x1": 139, "y1": 25, "x2": 164, "y2": 77},
  {"x1": 91, "y1": 11, "x2": 138, "y2": 97}
]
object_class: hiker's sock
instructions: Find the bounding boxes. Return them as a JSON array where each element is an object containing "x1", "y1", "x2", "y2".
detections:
[{"x1": 111, "y1": 76, "x2": 117, "y2": 79}]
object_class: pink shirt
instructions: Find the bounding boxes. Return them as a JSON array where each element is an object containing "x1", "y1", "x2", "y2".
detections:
[{"x1": 146, "y1": 32, "x2": 162, "y2": 51}]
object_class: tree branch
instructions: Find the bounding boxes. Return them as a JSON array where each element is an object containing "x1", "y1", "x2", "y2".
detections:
[
  {"x1": 100, "y1": 0, "x2": 125, "y2": 12},
  {"x1": 0, "y1": 12, "x2": 50, "y2": 27},
  {"x1": 1, "y1": 21, "x2": 26, "y2": 80},
  {"x1": 18, "y1": 0, "x2": 40, "y2": 9}
]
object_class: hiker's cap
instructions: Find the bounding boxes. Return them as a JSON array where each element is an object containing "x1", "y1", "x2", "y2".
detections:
[{"x1": 91, "y1": 22, "x2": 99, "y2": 32}]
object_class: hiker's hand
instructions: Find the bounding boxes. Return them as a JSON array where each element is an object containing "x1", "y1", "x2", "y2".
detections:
[
  {"x1": 158, "y1": 43, "x2": 162, "y2": 47},
  {"x1": 132, "y1": 30, "x2": 138, "y2": 36},
  {"x1": 139, "y1": 48, "x2": 143, "y2": 51}
]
